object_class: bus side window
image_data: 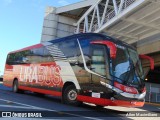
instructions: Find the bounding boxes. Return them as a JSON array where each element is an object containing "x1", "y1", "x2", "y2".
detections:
[
  {"x1": 6, "y1": 54, "x2": 14, "y2": 65},
  {"x1": 19, "y1": 50, "x2": 31, "y2": 64},
  {"x1": 6, "y1": 51, "x2": 31, "y2": 65},
  {"x1": 29, "y1": 47, "x2": 43, "y2": 63},
  {"x1": 28, "y1": 47, "x2": 54, "y2": 63},
  {"x1": 56, "y1": 39, "x2": 78, "y2": 64},
  {"x1": 43, "y1": 47, "x2": 54, "y2": 62}
]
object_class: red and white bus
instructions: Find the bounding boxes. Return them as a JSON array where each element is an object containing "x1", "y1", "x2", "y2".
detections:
[{"x1": 3, "y1": 33, "x2": 154, "y2": 107}]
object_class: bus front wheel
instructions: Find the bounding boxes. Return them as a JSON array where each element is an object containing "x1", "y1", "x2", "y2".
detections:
[{"x1": 63, "y1": 85, "x2": 81, "y2": 106}]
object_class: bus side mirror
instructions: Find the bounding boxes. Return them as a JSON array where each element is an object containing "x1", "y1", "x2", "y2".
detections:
[
  {"x1": 139, "y1": 54, "x2": 154, "y2": 70},
  {"x1": 90, "y1": 41, "x2": 117, "y2": 59}
]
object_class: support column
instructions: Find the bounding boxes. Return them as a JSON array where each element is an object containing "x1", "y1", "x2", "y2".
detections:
[{"x1": 41, "y1": 6, "x2": 77, "y2": 42}]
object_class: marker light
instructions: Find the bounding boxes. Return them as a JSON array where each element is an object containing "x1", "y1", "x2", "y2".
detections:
[
  {"x1": 114, "y1": 82, "x2": 138, "y2": 94},
  {"x1": 145, "y1": 78, "x2": 148, "y2": 81}
]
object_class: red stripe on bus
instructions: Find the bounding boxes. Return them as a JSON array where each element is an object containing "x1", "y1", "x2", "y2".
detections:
[
  {"x1": 19, "y1": 86, "x2": 62, "y2": 97},
  {"x1": 10, "y1": 44, "x2": 43, "y2": 54},
  {"x1": 77, "y1": 95, "x2": 144, "y2": 107}
]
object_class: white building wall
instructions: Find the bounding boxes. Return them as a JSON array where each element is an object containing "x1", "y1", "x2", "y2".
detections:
[{"x1": 41, "y1": 6, "x2": 77, "y2": 42}]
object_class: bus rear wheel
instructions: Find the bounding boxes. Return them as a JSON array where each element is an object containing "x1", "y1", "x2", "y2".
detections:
[
  {"x1": 63, "y1": 85, "x2": 81, "y2": 106},
  {"x1": 13, "y1": 80, "x2": 18, "y2": 93},
  {"x1": 12, "y1": 80, "x2": 23, "y2": 93}
]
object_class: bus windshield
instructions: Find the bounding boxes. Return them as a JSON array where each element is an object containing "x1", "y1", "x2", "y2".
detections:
[{"x1": 112, "y1": 46, "x2": 144, "y2": 86}]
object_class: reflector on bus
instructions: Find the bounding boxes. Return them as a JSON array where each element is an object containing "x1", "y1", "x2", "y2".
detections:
[
  {"x1": 114, "y1": 81, "x2": 138, "y2": 94},
  {"x1": 90, "y1": 41, "x2": 117, "y2": 59}
]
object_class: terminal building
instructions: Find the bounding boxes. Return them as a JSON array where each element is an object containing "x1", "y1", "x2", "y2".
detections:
[{"x1": 41, "y1": 0, "x2": 160, "y2": 103}]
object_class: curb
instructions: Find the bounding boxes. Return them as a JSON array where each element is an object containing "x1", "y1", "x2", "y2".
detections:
[{"x1": 145, "y1": 102, "x2": 160, "y2": 107}]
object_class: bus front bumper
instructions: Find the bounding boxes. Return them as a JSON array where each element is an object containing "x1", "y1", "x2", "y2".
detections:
[{"x1": 77, "y1": 95, "x2": 145, "y2": 107}]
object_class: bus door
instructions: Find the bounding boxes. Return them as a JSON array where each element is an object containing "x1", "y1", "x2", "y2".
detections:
[{"x1": 89, "y1": 44, "x2": 110, "y2": 93}]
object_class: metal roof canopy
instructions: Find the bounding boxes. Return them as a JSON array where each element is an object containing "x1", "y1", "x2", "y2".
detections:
[
  {"x1": 74, "y1": 0, "x2": 160, "y2": 44},
  {"x1": 56, "y1": 0, "x2": 98, "y2": 20}
]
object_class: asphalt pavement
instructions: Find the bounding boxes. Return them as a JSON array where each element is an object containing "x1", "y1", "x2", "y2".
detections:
[{"x1": 0, "y1": 82, "x2": 159, "y2": 120}]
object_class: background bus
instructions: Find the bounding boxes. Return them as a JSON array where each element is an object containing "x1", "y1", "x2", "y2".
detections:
[{"x1": 3, "y1": 33, "x2": 154, "y2": 107}]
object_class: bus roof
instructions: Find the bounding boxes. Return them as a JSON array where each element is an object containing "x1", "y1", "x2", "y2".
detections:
[
  {"x1": 48, "y1": 33, "x2": 136, "y2": 50},
  {"x1": 9, "y1": 44, "x2": 43, "y2": 54},
  {"x1": 8, "y1": 33, "x2": 135, "y2": 54}
]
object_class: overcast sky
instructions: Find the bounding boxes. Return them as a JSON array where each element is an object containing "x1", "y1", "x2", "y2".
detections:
[{"x1": 0, "y1": 0, "x2": 81, "y2": 75}]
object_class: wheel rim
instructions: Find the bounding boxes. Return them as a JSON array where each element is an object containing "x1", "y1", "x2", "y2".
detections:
[{"x1": 68, "y1": 89, "x2": 77, "y2": 101}]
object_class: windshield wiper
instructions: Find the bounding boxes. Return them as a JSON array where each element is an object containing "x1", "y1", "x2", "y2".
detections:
[
  {"x1": 123, "y1": 59, "x2": 134, "y2": 84},
  {"x1": 124, "y1": 59, "x2": 143, "y2": 86}
]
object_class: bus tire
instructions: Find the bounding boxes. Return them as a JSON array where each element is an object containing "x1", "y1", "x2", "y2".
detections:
[
  {"x1": 12, "y1": 80, "x2": 24, "y2": 93},
  {"x1": 12, "y1": 80, "x2": 18, "y2": 93},
  {"x1": 63, "y1": 85, "x2": 80, "y2": 106}
]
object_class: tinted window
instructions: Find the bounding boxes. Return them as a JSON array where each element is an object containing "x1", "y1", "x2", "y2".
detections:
[
  {"x1": 7, "y1": 50, "x2": 31, "y2": 65},
  {"x1": 53, "y1": 38, "x2": 78, "y2": 63},
  {"x1": 42, "y1": 47, "x2": 54, "y2": 62},
  {"x1": 6, "y1": 47, "x2": 54, "y2": 65},
  {"x1": 27, "y1": 47, "x2": 43, "y2": 63},
  {"x1": 78, "y1": 35, "x2": 105, "y2": 66},
  {"x1": 78, "y1": 35, "x2": 104, "y2": 57},
  {"x1": 25, "y1": 47, "x2": 54, "y2": 63}
]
